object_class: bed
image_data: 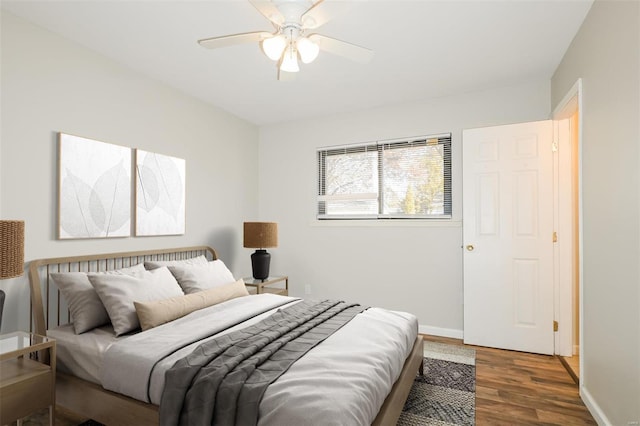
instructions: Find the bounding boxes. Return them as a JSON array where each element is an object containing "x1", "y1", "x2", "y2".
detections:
[{"x1": 29, "y1": 246, "x2": 423, "y2": 426}]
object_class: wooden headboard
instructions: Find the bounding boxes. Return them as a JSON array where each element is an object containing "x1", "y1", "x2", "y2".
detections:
[{"x1": 28, "y1": 246, "x2": 218, "y2": 337}]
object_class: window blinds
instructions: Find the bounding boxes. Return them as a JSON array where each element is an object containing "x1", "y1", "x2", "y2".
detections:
[{"x1": 317, "y1": 134, "x2": 452, "y2": 219}]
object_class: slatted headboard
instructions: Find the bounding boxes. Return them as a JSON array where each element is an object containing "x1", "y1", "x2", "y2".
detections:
[{"x1": 28, "y1": 246, "x2": 218, "y2": 337}]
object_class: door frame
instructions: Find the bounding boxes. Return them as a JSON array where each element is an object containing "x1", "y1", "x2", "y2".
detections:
[{"x1": 552, "y1": 79, "x2": 583, "y2": 363}]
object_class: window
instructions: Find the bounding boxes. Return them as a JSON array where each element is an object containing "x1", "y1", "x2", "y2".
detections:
[{"x1": 317, "y1": 134, "x2": 451, "y2": 219}]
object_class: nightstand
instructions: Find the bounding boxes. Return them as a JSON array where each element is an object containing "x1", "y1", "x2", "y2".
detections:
[
  {"x1": 244, "y1": 276, "x2": 289, "y2": 296},
  {"x1": 0, "y1": 332, "x2": 56, "y2": 426}
]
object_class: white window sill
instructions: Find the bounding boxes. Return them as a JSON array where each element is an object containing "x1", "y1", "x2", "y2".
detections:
[{"x1": 310, "y1": 219, "x2": 462, "y2": 228}]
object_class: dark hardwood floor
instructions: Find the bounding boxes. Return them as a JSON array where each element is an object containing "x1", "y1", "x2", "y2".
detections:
[{"x1": 423, "y1": 334, "x2": 596, "y2": 425}]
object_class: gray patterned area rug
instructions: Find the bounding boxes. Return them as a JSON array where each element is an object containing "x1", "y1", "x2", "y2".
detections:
[{"x1": 398, "y1": 341, "x2": 476, "y2": 426}]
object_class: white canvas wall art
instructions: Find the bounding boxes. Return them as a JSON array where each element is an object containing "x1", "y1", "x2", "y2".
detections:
[
  {"x1": 135, "y1": 150, "x2": 185, "y2": 236},
  {"x1": 58, "y1": 133, "x2": 131, "y2": 239}
]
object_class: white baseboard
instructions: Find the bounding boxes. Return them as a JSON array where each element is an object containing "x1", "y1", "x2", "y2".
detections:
[
  {"x1": 580, "y1": 385, "x2": 611, "y2": 425},
  {"x1": 418, "y1": 325, "x2": 463, "y2": 339}
]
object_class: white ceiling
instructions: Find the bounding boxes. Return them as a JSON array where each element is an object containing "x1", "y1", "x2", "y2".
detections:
[{"x1": 1, "y1": 0, "x2": 593, "y2": 126}]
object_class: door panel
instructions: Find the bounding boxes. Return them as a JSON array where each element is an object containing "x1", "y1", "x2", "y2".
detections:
[{"x1": 463, "y1": 121, "x2": 554, "y2": 355}]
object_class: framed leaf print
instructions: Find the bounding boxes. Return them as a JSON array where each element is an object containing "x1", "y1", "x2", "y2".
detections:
[
  {"x1": 135, "y1": 149, "x2": 186, "y2": 236},
  {"x1": 58, "y1": 133, "x2": 131, "y2": 239}
]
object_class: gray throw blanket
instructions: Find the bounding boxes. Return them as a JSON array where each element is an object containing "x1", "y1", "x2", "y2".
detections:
[{"x1": 160, "y1": 299, "x2": 367, "y2": 426}]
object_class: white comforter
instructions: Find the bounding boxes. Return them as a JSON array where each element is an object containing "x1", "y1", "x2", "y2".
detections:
[{"x1": 102, "y1": 294, "x2": 417, "y2": 426}]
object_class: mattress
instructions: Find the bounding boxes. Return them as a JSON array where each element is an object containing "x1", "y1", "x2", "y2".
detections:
[
  {"x1": 51, "y1": 294, "x2": 418, "y2": 426},
  {"x1": 47, "y1": 323, "x2": 119, "y2": 384}
]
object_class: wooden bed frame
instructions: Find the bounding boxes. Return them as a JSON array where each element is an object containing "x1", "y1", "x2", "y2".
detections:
[{"x1": 29, "y1": 246, "x2": 424, "y2": 425}]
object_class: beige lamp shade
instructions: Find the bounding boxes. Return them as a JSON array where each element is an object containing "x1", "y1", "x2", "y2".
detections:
[
  {"x1": 0, "y1": 220, "x2": 25, "y2": 279},
  {"x1": 243, "y1": 222, "x2": 278, "y2": 249}
]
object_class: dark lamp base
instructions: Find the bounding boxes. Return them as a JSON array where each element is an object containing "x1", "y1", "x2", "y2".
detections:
[
  {"x1": 0, "y1": 289, "x2": 4, "y2": 331},
  {"x1": 251, "y1": 249, "x2": 271, "y2": 281}
]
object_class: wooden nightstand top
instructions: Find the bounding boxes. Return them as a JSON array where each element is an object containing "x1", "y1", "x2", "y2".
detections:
[
  {"x1": 243, "y1": 276, "x2": 288, "y2": 286},
  {"x1": 243, "y1": 276, "x2": 288, "y2": 296}
]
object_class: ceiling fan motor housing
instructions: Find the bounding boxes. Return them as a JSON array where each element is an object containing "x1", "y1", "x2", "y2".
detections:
[{"x1": 272, "y1": 0, "x2": 316, "y2": 22}]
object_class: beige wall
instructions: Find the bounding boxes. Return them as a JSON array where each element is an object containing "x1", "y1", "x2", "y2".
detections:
[
  {"x1": 0, "y1": 12, "x2": 260, "y2": 333},
  {"x1": 552, "y1": 0, "x2": 640, "y2": 423},
  {"x1": 258, "y1": 80, "x2": 550, "y2": 335}
]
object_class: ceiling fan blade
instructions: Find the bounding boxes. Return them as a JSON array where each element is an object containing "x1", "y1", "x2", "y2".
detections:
[
  {"x1": 198, "y1": 31, "x2": 272, "y2": 49},
  {"x1": 301, "y1": 0, "x2": 354, "y2": 29},
  {"x1": 278, "y1": 68, "x2": 297, "y2": 82},
  {"x1": 308, "y1": 34, "x2": 374, "y2": 63},
  {"x1": 249, "y1": 0, "x2": 285, "y2": 26}
]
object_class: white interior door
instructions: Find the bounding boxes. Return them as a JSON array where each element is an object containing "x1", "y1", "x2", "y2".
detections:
[{"x1": 463, "y1": 120, "x2": 554, "y2": 355}]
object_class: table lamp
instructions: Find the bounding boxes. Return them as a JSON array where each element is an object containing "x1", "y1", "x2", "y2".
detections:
[
  {"x1": 243, "y1": 222, "x2": 278, "y2": 281},
  {"x1": 0, "y1": 220, "x2": 25, "y2": 331}
]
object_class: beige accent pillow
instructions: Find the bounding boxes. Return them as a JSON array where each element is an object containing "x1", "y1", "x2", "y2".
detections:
[
  {"x1": 89, "y1": 267, "x2": 184, "y2": 336},
  {"x1": 167, "y1": 260, "x2": 235, "y2": 294},
  {"x1": 51, "y1": 263, "x2": 146, "y2": 334},
  {"x1": 144, "y1": 255, "x2": 208, "y2": 270},
  {"x1": 134, "y1": 278, "x2": 249, "y2": 331}
]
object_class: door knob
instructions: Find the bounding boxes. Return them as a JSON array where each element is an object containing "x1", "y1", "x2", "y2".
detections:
[{"x1": 466, "y1": 245, "x2": 475, "y2": 251}]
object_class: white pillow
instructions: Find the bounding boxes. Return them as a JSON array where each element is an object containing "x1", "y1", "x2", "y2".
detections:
[
  {"x1": 144, "y1": 255, "x2": 208, "y2": 270},
  {"x1": 51, "y1": 263, "x2": 146, "y2": 334},
  {"x1": 88, "y1": 267, "x2": 184, "y2": 336},
  {"x1": 167, "y1": 260, "x2": 235, "y2": 294}
]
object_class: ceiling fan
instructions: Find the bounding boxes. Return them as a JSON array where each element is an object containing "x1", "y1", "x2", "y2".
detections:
[{"x1": 197, "y1": 0, "x2": 374, "y2": 80}]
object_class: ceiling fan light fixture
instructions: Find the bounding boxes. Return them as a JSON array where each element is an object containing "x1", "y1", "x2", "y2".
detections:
[
  {"x1": 199, "y1": 0, "x2": 374, "y2": 79},
  {"x1": 280, "y1": 48, "x2": 300, "y2": 73},
  {"x1": 297, "y1": 37, "x2": 320, "y2": 64},
  {"x1": 262, "y1": 35, "x2": 287, "y2": 61}
]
